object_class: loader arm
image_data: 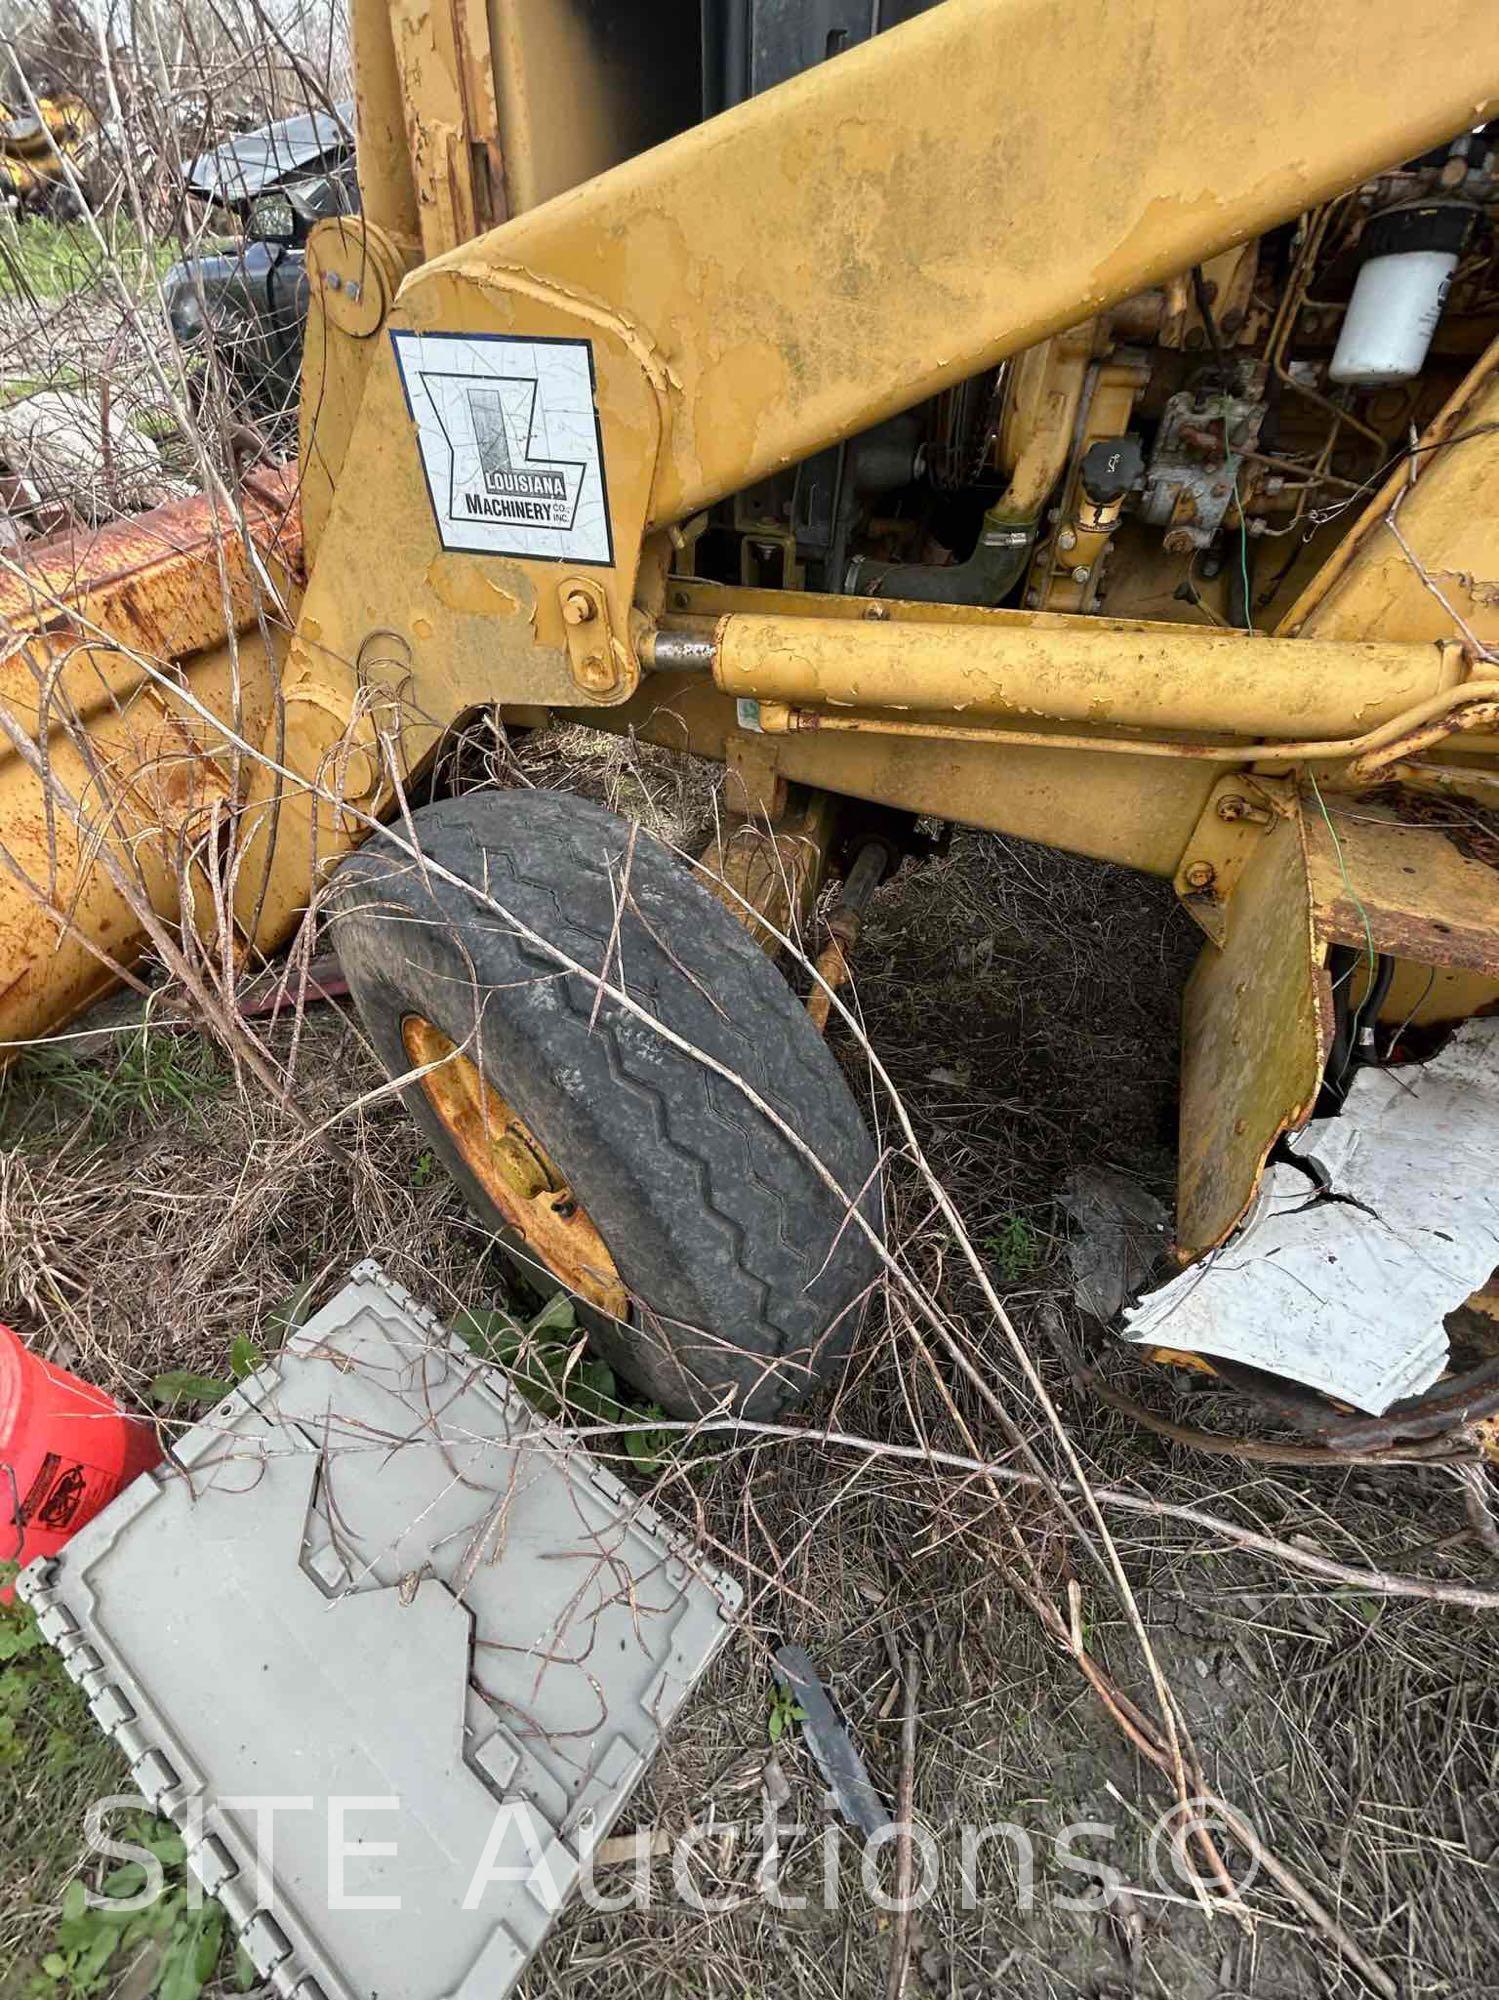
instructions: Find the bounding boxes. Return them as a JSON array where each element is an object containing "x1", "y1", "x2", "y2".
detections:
[{"x1": 242, "y1": 0, "x2": 1499, "y2": 930}]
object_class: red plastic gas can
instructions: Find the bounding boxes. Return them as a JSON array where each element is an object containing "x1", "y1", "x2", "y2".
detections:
[{"x1": 0, "y1": 1324, "x2": 161, "y2": 1599}]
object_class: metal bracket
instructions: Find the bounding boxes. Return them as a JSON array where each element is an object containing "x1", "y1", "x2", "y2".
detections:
[
  {"x1": 304, "y1": 217, "x2": 406, "y2": 340},
  {"x1": 1177, "y1": 803, "x2": 1331, "y2": 1255},
  {"x1": 724, "y1": 730, "x2": 787, "y2": 820},
  {"x1": 1174, "y1": 773, "x2": 1292, "y2": 944},
  {"x1": 558, "y1": 577, "x2": 624, "y2": 697}
]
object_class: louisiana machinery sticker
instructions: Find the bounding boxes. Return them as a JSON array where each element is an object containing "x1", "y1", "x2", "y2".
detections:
[{"x1": 390, "y1": 330, "x2": 614, "y2": 566}]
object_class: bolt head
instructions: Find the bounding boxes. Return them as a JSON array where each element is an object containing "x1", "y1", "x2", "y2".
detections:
[
  {"x1": 1070, "y1": 564, "x2": 1091, "y2": 584},
  {"x1": 1057, "y1": 525, "x2": 1078, "y2": 552},
  {"x1": 1184, "y1": 860, "x2": 1216, "y2": 890},
  {"x1": 577, "y1": 651, "x2": 619, "y2": 692},
  {"x1": 562, "y1": 589, "x2": 595, "y2": 626}
]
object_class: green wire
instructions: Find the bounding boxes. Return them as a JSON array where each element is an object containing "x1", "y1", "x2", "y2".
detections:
[
  {"x1": 1228, "y1": 460, "x2": 1253, "y2": 633},
  {"x1": 1306, "y1": 770, "x2": 1378, "y2": 1077}
]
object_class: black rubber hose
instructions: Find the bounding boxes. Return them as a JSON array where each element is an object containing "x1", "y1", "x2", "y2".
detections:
[{"x1": 850, "y1": 509, "x2": 1037, "y2": 606}]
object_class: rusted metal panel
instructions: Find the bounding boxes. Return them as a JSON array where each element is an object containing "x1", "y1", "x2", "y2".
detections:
[
  {"x1": 1173, "y1": 776, "x2": 1291, "y2": 944},
  {"x1": 0, "y1": 473, "x2": 299, "y2": 1057},
  {"x1": 0, "y1": 469, "x2": 301, "y2": 679},
  {"x1": 1305, "y1": 791, "x2": 1499, "y2": 977}
]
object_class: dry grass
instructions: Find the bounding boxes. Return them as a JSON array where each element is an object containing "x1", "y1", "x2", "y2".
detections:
[
  {"x1": 1, "y1": 739, "x2": 1495, "y2": 1998},
  {"x1": 0, "y1": 22, "x2": 1493, "y2": 1993}
]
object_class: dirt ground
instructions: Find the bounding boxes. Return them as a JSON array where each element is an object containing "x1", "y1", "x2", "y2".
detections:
[{"x1": 2, "y1": 728, "x2": 1496, "y2": 2000}]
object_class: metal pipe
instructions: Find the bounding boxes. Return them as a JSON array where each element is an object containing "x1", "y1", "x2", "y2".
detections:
[
  {"x1": 848, "y1": 333, "x2": 1093, "y2": 605},
  {"x1": 642, "y1": 630, "x2": 718, "y2": 671},
  {"x1": 807, "y1": 839, "x2": 889, "y2": 1032},
  {"x1": 707, "y1": 611, "x2": 1467, "y2": 740},
  {"x1": 848, "y1": 510, "x2": 1038, "y2": 606},
  {"x1": 759, "y1": 680, "x2": 1499, "y2": 769}
]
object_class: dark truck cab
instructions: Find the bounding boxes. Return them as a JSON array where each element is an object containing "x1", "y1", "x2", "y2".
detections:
[{"x1": 163, "y1": 104, "x2": 356, "y2": 427}]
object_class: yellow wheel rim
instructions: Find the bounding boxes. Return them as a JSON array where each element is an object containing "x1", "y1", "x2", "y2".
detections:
[{"x1": 401, "y1": 1016, "x2": 628, "y2": 1319}]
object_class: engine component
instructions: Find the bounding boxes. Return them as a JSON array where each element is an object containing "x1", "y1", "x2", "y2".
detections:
[
  {"x1": 1329, "y1": 199, "x2": 1478, "y2": 386},
  {"x1": 1077, "y1": 434, "x2": 1145, "y2": 532},
  {"x1": 848, "y1": 505, "x2": 1036, "y2": 604},
  {"x1": 1141, "y1": 384, "x2": 1265, "y2": 553},
  {"x1": 849, "y1": 329, "x2": 1093, "y2": 604}
]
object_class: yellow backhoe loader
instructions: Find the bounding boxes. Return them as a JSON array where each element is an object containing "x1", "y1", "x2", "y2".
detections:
[{"x1": 4, "y1": 0, "x2": 1499, "y2": 1432}]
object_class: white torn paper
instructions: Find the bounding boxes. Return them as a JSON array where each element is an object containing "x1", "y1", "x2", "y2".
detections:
[{"x1": 1122, "y1": 1016, "x2": 1499, "y2": 1414}]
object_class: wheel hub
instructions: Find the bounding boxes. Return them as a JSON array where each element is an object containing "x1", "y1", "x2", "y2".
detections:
[{"x1": 400, "y1": 1016, "x2": 628, "y2": 1319}]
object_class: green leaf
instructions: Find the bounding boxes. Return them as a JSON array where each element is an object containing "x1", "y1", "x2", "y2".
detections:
[
  {"x1": 229, "y1": 1336, "x2": 266, "y2": 1382},
  {"x1": 104, "y1": 1863, "x2": 147, "y2": 1898},
  {"x1": 41, "y1": 1954, "x2": 66, "y2": 1979},
  {"x1": 191, "y1": 1906, "x2": 224, "y2": 1981},
  {"x1": 578, "y1": 1357, "x2": 618, "y2": 1400},
  {"x1": 150, "y1": 1372, "x2": 231, "y2": 1408},
  {"x1": 769, "y1": 1706, "x2": 784, "y2": 1742},
  {"x1": 155, "y1": 1934, "x2": 204, "y2": 2000},
  {"x1": 0, "y1": 1624, "x2": 43, "y2": 1661},
  {"x1": 61, "y1": 1878, "x2": 88, "y2": 1923},
  {"x1": 76, "y1": 1923, "x2": 120, "y2": 1983},
  {"x1": 624, "y1": 1428, "x2": 665, "y2": 1475},
  {"x1": 528, "y1": 1292, "x2": 577, "y2": 1338},
  {"x1": 984, "y1": 1213, "x2": 1040, "y2": 1284},
  {"x1": 233, "y1": 1945, "x2": 259, "y2": 1991},
  {"x1": 452, "y1": 1306, "x2": 521, "y2": 1364}
]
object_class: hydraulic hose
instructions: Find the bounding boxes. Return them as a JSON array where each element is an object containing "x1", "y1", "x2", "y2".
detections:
[{"x1": 849, "y1": 505, "x2": 1039, "y2": 606}]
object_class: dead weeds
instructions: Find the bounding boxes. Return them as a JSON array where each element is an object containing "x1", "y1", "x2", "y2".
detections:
[{"x1": 0, "y1": 742, "x2": 1496, "y2": 1999}]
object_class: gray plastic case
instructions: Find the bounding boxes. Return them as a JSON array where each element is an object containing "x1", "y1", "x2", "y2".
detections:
[{"x1": 19, "y1": 1263, "x2": 741, "y2": 2000}]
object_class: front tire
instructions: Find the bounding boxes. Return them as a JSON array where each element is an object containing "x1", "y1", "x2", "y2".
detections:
[{"x1": 329, "y1": 790, "x2": 883, "y2": 1420}]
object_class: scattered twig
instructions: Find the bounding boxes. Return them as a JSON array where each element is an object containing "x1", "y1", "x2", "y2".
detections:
[{"x1": 883, "y1": 1644, "x2": 921, "y2": 2000}]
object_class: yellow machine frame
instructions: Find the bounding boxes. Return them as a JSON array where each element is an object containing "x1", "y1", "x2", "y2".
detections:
[{"x1": 5, "y1": 0, "x2": 1499, "y2": 1263}]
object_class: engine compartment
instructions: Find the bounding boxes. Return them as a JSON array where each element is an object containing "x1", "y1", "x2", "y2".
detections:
[{"x1": 690, "y1": 5, "x2": 1498, "y2": 633}]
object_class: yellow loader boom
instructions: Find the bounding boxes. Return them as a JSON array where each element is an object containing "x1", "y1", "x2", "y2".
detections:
[{"x1": 5, "y1": 0, "x2": 1499, "y2": 1421}]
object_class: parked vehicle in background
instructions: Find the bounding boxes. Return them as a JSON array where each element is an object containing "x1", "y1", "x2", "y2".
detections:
[{"x1": 162, "y1": 102, "x2": 355, "y2": 430}]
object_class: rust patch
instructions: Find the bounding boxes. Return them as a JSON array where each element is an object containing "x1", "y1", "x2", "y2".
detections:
[
  {"x1": 1361, "y1": 781, "x2": 1499, "y2": 871},
  {"x1": 1308, "y1": 790, "x2": 1499, "y2": 977},
  {"x1": 0, "y1": 466, "x2": 302, "y2": 646}
]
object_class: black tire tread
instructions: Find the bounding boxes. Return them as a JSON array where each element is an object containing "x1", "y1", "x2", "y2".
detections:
[{"x1": 329, "y1": 790, "x2": 882, "y2": 1419}]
